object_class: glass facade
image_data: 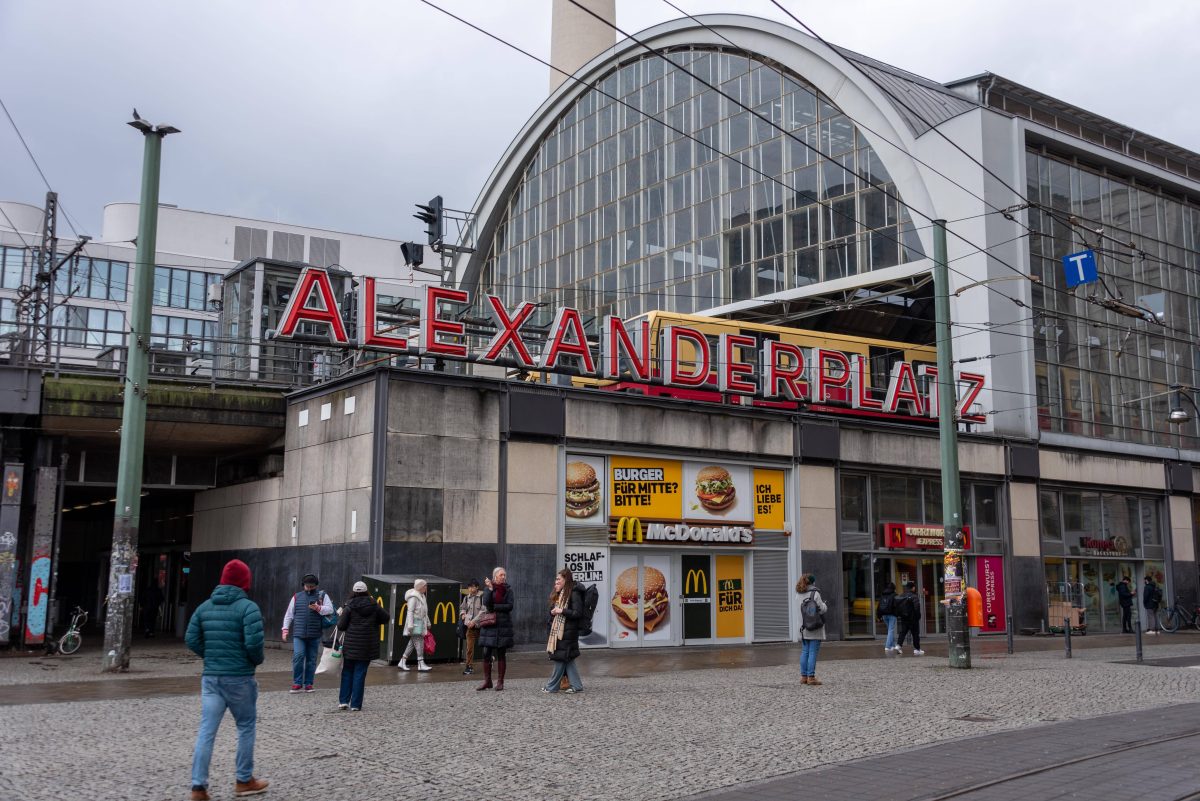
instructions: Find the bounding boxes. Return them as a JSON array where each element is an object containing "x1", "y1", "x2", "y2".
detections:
[
  {"x1": 840, "y1": 472, "x2": 1002, "y2": 540},
  {"x1": 479, "y1": 47, "x2": 924, "y2": 325},
  {"x1": 153, "y1": 265, "x2": 221, "y2": 311},
  {"x1": 1027, "y1": 148, "x2": 1200, "y2": 449}
]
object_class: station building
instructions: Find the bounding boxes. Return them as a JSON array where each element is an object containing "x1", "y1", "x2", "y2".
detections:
[{"x1": 5, "y1": 12, "x2": 1200, "y2": 650}]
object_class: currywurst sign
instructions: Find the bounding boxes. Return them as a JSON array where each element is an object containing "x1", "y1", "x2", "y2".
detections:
[{"x1": 274, "y1": 268, "x2": 987, "y2": 419}]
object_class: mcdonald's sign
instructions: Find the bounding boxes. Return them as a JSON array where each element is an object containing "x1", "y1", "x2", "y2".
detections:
[
  {"x1": 397, "y1": 602, "x2": 408, "y2": 628},
  {"x1": 433, "y1": 601, "x2": 457, "y2": 625},
  {"x1": 684, "y1": 568, "x2": 708, "y2": 595},
  {"x1": 611, "y1": 516, "x2": 644, "y2": 543}
]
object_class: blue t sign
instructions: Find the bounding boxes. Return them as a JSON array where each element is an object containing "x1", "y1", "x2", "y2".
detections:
[{"x1": 1062, "y1": 250, "x2": 1098, "y2": 288}]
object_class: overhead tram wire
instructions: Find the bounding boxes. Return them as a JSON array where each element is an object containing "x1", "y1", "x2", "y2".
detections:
[
  {"x1": 572, "y1": 1, "x2": 1200, "y2": 349},
  {"x1": 0, "y1": 95, "x2": 86, "y2": 238}
]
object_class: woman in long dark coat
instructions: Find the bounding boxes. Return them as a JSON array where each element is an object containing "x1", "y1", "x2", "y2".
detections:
[
  {"x1": 543, "y1": 568, "x2": 585, "y2": 694},
  {"x1": 476, "y1": 566, "x2": 515, "y2": 691},
  {"x1": 336, "y1": 581, "x2": 389, "y2": 710}
]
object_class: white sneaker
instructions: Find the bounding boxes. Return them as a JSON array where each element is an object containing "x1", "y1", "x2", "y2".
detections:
[
  {"x1": 913, "y1": 649, "x2": 925, "y2": 656},
  {"x1": 398, "y1": 659, "x2": 409, "y2": 671},
  {"x1": 337, "y1": 703, "x2": 349, "y2": 710},
  {"x1": 417, "y1": 662, "x2": 432, "y2": 672}
]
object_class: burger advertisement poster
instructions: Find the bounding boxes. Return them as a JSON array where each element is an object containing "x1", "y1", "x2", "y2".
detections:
[
  {"x1": 563, "y1": 456, "x2": 605, "y2": 525},
  {"x1": 683, "y1": 463, "x2": 751, "y2": 523},
  {"x1": 610, "y1": 553, "x2": 672, "y2": 643}
]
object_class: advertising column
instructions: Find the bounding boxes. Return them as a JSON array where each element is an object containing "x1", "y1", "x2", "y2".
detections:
[{"x1": 0, "y1": 464, "x2": 22, "y2": 646}]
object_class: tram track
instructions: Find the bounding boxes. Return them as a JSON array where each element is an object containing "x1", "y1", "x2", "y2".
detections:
[{"x1": 924, "y1": 728, "x2": 1200, "y2": 801}]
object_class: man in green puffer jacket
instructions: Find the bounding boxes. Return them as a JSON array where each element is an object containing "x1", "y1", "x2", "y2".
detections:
[{"x1": 185, "y1": 559, "x2": 269, "y2": 800}]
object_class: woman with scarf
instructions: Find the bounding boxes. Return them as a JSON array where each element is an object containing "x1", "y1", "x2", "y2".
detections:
[
  {"x1": 542, "y1": 568, "x2": 585, "y2": 694},
  {"x1": 476, "y1": 567, "x2": 515, "y2": 691}
]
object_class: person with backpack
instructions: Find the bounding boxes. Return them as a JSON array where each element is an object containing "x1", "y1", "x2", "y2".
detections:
[
  {"x1": 796, "y1": 573, "x2": 827, "y2": 685},
  {"x1": 335, "y1": 580, "x2": 390, "y2": 711},
  {"x1": 543, "y1": 568, "x2": 586, "y2": 694},
  {"x1": 877, "y1": 581, "x2": 899, "y2": 653},
  {"x1": 280, "y1": 572, "x2": 334, "y2": 693},
  {"x1": 895, "y1": 581, "x2": 924, "y2": 655},
  {"x1": 1143, "y1": 575, "x2": 1163, "y2": 634}
]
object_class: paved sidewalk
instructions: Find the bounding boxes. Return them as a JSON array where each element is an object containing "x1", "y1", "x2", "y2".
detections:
[
  {"x1": 1, "y1": 642, "x2": 1200, "y2": 801},
  {"x1": 691, "y1": 702, "x2": 1200, "y2": 801}
]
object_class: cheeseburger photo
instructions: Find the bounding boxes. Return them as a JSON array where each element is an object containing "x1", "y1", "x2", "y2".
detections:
[
  {"x1": 611, "y1": 565, "x2": 669, "y2": 632},
  {"x1": 695, "y1": 465, "x2": 736, "y2": 512},
  {"x1": 565, "y1": 460, "x2": 601, "y2": 519}
]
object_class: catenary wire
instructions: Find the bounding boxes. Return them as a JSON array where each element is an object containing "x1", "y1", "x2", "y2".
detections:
[{"x1": 0, "y1": 95, "x2": 86, "y2": 238}]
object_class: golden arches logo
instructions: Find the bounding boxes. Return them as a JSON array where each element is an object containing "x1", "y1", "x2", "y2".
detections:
[
  {"x1": 433, "y1": 601, "x2": 457, "y2": 625},
  {"x1": 685, "y1": 569, "x2": 708, "y2": 595},
  {"x1": 397, "y1": 602, "x2": 408, "y2": 629},
  {"x1": 613, "y1": 516, "x2": 644, "y2": 543},
  {"x1": 376, "y1": 595, "x2": 386, "y2": 641}
]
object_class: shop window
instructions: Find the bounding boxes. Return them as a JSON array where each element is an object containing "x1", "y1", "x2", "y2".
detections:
[
  {"x1": 872, "y1": 475, "x2": 922, "y2": 525},
  {"x1": 840, "y1": 474, "x2": 868, "y2": 532},
  {"x1": 972, "y1": 484, "x2": 1000, "y2": 539},
  {"x1": 923, "y1": 480, "x2": 942, "y2": 525},
  {"x1": 1040, "y1": 491, "x2": 1062, "y2": 540}
]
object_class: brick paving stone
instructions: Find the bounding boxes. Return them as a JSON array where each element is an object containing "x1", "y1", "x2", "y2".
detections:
[{"x1": 1, "y1": 643, "x2": 1200, "y2": 800}]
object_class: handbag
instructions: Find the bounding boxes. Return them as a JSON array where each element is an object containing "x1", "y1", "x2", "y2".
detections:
[
  {"x1": 316, "y1": 630, "x2": 344, "y2": 674},
  {"x1": 423, "y1": 629, "x2": 436, "y2": 654},
  {"x1": 476, "y1": 611, "x2": 497, "y2": 628},
  {"x1": 319, "y1": 593, "x2": 338, "y2": 628}
]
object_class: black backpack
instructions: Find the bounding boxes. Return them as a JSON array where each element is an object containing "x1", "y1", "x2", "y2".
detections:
[
  {"x1": 578, "y1": 584, "x2": 599, "y2": 637},
  {"x1": 878, "y1": 594, "x2": 895, "y2": 617},
  {"x1": 801, "y1": 591, "x2": 825, "y2": 631}
]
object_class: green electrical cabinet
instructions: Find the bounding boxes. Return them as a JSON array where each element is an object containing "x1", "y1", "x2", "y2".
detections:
[{"x1": 361, "y1": 574, "x2": 461, "y2": 664}]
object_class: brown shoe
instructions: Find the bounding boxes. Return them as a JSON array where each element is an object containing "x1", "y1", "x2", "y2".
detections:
[
  {"x1": 809, "y1": 677, "x2": 823, "y2": 686},
  {"x1": 800, "y1": 676, "x2": 810, "y2": 684},
  {"x1": 234, "y1": 777, "x2": 269, "y2": 796},
  {"x1": 190, "y1": 790, "x2": 210, "y2": 801}
]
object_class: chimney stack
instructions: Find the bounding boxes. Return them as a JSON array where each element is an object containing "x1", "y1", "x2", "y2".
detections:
[{"x1": 549, "y1": 0, "x2": 616, "y2": 94}]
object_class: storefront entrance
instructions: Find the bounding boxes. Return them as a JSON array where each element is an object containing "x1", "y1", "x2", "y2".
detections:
[
  {"x1": 843, "y1": 553, "x2": 947, "y2": 638},
  {"x1": 610, "y1": 551, "x2": 747, "y2": 647},
  {"x1": 1042, "y1": 558, "x2": 1164, "y2": 633}
]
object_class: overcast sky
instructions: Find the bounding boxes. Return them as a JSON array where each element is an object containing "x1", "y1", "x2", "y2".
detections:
[{"x1": 2, "y1": 1, "x2": 1196, "y2": 243}]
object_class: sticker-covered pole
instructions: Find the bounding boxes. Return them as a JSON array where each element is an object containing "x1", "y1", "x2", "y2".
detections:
[
  {"x1": 101, "y1": 115, "x2": 178, "y2": 672},
  {"x1": 933, "y1": 219, "x2": 970, "y2": 669}
]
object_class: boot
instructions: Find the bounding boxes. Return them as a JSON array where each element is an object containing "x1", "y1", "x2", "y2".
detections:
[
  {"x1": 417, "y1": 660, "x2": 431, "y2": 672},
  {"x1": 398, "y1": 657, "x2": 409, "y2": 671},
  {"x1": 808, "y1": 676, "x2": 823, "y2": 686},
  {"x1": 800, "y1": 676, "x2": 811, "y2": 685},
  {"x1": 476, "y1": 659, "x2": 493, "y2": 690},
  {"x1": 233, "y1": 777, "x2": 269, "y2": 797},
  {"x1": 495, "y1": 657, "x2": 506, "y2": 691}
]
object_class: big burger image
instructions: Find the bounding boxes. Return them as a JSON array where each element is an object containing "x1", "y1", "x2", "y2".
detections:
[
  {"x1": 611, "y1": 566, "x2": 670, "y2": 632},
  {"x1": 564, "y1": 461, "x2": 601, "y2": 519},
  {"x1": 695, "y1": 465, "x2": 736, "y2": 512}
]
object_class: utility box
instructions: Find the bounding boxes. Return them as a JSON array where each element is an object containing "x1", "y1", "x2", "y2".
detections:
[{"x1": 361, "y1": 574, "x2": 461, "y2": 664}]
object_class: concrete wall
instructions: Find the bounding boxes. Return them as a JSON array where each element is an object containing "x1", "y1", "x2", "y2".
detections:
[
  {"x1": 840, "y1": 429, "x2": 1005, "y2": 477},
  {"x1": 193, "y1": 380, "x2": 374, "y2": 552},
  {"x1": 1040, "y1": 450, "x2": 1165, "y2": 490},
  {"x1": 1169, "y1": 495, "x2": 1199, "y2": 610}
]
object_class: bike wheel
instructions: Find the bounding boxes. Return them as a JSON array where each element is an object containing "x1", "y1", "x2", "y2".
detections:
[
  {"x1": 1159, "y1": 608, "x2": 1179, "y2": 633},
  {"x1": 59, "y1": 631, "x2": 81, "y2": 655}
]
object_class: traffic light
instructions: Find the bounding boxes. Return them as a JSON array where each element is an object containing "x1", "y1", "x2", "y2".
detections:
[
  {"x1": 400, "y1": 241, "x2": 424, "y2": 268},
  {"x1": 413, "y1": 196, "x2": 444, "y2": 251}
]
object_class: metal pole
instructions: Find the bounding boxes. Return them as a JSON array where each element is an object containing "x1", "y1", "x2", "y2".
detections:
[
  {"x1": 101, "y1": 119, "x2": 176, "y2": 672},
  {"x1": 1063, "y1": 617, "x2": 1072, "y2": 658},
  {"x1": 1006, "y1": 614, "x2": 1014, "y2": 655},
  {"x1": 933, "y1": 220, "x2": 970, "y2": 669},
  {"x1": 1134, "y1": 608, "x2": 1143, "y2": 663}
]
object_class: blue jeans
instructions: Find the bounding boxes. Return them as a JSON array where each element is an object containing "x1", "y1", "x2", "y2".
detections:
[
  {"x1": 883, "y1": 615, "x2": 897, "y2": 649},
  {"x1": 293, "y1": 636, "x2": 321, "y2": 686},
  {"x1": 191, "y1": 675, "x2": 257, "y2": 788},
  {"x1": 800, "y1": 638, "x2": 821, "y2": 677},
  {"x1": 544, "y1": 658, "x2": 583, "y2": 692},
  {"x1": 339, "y1": 659, "x2": 370, "y2": 708}
]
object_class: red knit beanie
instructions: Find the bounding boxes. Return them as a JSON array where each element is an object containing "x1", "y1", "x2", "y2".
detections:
[{"x1": 219, "y1": 559, "x2": 252, "y2": 591}]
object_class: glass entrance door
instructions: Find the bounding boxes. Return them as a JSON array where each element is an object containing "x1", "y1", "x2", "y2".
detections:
[
  {"x1": 682, "y1": 554, "x2": 712, "y2": 643},
  {"x1": 920, "y1": 558, "x2": 945, "y2": 636},
  {"x1": 843, "y1": 553, "x2": 873, "y2": 637},
  {"x1": 609, "y1": 552, "x2": 675, "y2": 647}
]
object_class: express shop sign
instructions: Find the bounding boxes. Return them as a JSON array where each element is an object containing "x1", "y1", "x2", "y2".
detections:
[
  {"x1": 881, "y1": 522, "x2": 972, "y2": 550},
  {"x1": 274, "y1": 268, "x2": 986, "y2": 420}
]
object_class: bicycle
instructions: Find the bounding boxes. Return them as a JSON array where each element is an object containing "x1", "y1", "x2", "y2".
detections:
[
  {"x1": 52, "y1": 606, "x2": 88, "y2": 655},
  {"x1": 1156, "y1": 600, "x2": 1200, "y2": 633}
]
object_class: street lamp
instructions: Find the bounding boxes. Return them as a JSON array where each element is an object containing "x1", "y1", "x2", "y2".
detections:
[{"x1": 1168, "y1": 385, "x2": 1200, "y2": 425}]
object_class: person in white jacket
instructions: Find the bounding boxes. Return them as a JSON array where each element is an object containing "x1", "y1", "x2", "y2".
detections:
[{"x1": 398, "y1": 579, "x2": 432, "y2": 672}]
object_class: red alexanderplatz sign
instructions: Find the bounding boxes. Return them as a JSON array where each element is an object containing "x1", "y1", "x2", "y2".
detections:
[{"x1": 273, "y1": 267, "x2": 987, "y2": 421}]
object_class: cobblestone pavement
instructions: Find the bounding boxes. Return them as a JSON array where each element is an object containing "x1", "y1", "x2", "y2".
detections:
[{"x1": 2, "y1": 643, "x2": 1200, "y2": 801}]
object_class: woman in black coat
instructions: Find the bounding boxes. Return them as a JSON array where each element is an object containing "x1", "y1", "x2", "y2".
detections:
[
  {"x1": 543, "y1": 568, "x2": 585, "y2": 694},
  {"x1": 336, "y1": 581, "x2": 389, "y2": 711},
  {"x1": 476, "y1": 566, "x2": 515, "y2": 692}
]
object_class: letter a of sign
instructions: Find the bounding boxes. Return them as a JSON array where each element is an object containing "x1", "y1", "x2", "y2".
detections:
[{"x1": 277, "y1": 267, "x2": 349, "y2": 343}]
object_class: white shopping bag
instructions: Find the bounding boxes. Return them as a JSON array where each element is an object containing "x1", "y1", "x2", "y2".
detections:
[{"x1": 316, "y1": 630, "x2": 344, "y2": 674}]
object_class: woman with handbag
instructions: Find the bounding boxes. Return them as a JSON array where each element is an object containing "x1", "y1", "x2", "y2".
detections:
[
  {"x1": 543, "y1": 569, "x2": 585, "y2": 694},
  {"x1": 476, "y1": 566, "x2": 515, "y2": 691},
  {"x1": 398, "y1": 579, "x2": 432, "y2": 672},
  {"x1": 336, "y1": 581, "x2": 390, "y2": 710}
]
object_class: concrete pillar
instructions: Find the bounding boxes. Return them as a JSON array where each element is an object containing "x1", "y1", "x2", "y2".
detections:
[{"x1": 549, "y1": 0, "x2": 616, "y2": 94}]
